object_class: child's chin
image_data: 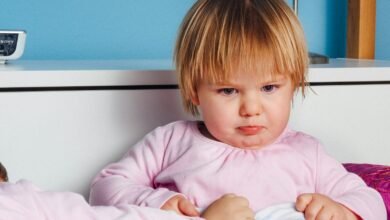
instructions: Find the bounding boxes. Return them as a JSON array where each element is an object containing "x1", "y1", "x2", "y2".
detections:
[
  {"x1": 233, "y1": 141, "x2": 266, "y2": 149},
  {"x1": 237, "y1": 138, "x2": 269, "y2": 149}
]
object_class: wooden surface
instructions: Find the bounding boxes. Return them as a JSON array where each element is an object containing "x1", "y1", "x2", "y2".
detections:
[{"x1": 347, "y1": 0, "x2": 376, "y2": 59}]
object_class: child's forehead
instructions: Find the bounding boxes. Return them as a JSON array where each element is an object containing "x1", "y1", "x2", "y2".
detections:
[{"x1": 206, "y1": 70, "x2": 288, "y2": 84}]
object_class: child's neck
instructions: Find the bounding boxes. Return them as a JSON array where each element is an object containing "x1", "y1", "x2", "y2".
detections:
[{"x1": 197, "y1": 121, "x2": 219, "y2": 142}]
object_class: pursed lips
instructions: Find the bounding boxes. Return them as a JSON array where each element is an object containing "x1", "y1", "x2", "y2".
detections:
[{"x1": 237, "y1": 125, "x2": 263, "y2": 135}]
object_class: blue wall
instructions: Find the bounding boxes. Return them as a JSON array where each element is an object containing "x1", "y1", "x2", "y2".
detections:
[
  {"x1": 297, "y1": 0, "x2": 347, "y2": 58},
  {"x1": 376, "y1": 1, "x2": 390, "y2": 60},
  {"x1": 1, "y1": 0, "x2": 193, "y2": 60},
  {"x1": 1, "y1": 0, "x2": 386, "y2": 60}
]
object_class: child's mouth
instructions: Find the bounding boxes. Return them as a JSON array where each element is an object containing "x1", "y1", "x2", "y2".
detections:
[{"x1": 237, "y1": 126, "x2": 263, "y2": 135}]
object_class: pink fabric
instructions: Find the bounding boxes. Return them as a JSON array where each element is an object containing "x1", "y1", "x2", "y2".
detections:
[
  {"x1": 90, "y1": 120, "x2": 386, "y2": 220},
  {"x1": 343, "y1": 163, "x2": 390, "y2": 219},
  {"x1": 0, "y1": 180, "x2": 203, "y2": 220}
]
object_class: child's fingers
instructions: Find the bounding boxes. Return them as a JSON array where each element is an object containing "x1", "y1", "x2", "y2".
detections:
[
  {"x1": 315, "y1": 207, "x2": 333, "y2": 220},
  {"x1": 234, "y1": 195, "x2": 250, "y2": 207},
  {"x1": 295, "y1": 193, "x2": 313, "y2": 212},
  {"x1": 302, "y1": 197, "x2": 323, "y2": 220},
  {"x1": 178, "y1": 198, "x2": 200, "y2": 217},
  {"x1": 240, "y1": 208, "x2": 255, "y2": 220},
  {"x1": 221, "y1": 194, "x2": 250, "y2": 207},
  {"x1": 221, "y1": 193, "x2": 236, "y2": 198}
]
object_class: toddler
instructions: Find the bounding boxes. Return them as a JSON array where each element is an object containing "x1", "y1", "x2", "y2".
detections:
[{"x1": 90, "y1": 0, "x2": 386, "y2": 219}]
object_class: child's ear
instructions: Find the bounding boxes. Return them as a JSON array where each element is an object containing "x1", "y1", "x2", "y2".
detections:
[{"x1": 191, "y1": 94, "x2": 200, "y2": 105}]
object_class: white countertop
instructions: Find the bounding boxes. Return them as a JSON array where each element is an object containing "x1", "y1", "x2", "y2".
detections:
[{"x1": 0, "y1": 59, "x2": 389, "y2": 88}]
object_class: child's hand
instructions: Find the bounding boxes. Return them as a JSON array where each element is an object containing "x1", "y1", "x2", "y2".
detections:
[
  {"x1": 201, "y1": 194, "x2": 254, "y2": 220},
  {"x1": 296, "y1": 193, "x2": 360, "y2": 220},
  {"x1": 161, "y1": 195, "x2": 200, "y2": 217}
]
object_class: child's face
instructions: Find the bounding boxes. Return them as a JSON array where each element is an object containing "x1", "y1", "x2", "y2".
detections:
[{"x1": 192, "y1": 72, "x2": 294, "y2": 149}]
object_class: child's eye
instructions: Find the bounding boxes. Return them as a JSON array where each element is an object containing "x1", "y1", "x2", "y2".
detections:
[
  {"x1": 261, "y1": 85, "x2": 277, "y2": 93},
  {"x1": 217, "y1": 88, "x2": 237, "y2": 95}
]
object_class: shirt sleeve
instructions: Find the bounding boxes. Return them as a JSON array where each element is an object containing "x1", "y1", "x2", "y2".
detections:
[
  {"x1": 0, "y1": 181, "x2": 204, "y2": 220},
  {"x1": 314, "y1": 143, "x2": 387, "y2": 220},
  {"x1": 89, "y1": 125, "x2": 182, "y2": 208}
]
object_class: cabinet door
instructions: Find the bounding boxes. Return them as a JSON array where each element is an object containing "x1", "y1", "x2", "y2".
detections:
[
  {"x1": 290, "y1": 84, "x2": 390, "y2": 165},
  {"x1": 0, "y1": 89, "x2": 189, "y2": 196}
]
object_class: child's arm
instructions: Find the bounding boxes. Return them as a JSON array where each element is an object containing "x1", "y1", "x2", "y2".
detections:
[
  {"x1": 89, "y1": 125, "x2": 185, "y2": 209},
  {"x1": 308, "y1": 143, "x2": 387, "y2": 220},
  {"x1": 295, "y1": 193, "x2": 360, "y2": 220},
  {"x1": 0, "y1": 181, "x2": 253, "y2": 220},
  {"x1": 0, "y1": 180, "x2": 194, "y2": 220}
]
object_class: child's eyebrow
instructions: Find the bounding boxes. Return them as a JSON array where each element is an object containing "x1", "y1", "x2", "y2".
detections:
[
  {"x1": 262, "y1": 78, "x2": 287, "y2": 84},
  {"x1": 259, "y1": 75, "x2": 288, "y2": 83},
  {"x1": 212, "y1": 76, "x2": 288, "y2": 86},
  {"x1": 211, "y1": 81, "x2": 238, "y2": 87}
]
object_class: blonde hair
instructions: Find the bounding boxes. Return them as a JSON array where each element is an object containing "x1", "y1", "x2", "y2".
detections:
[
  {"x1": 174, "y1": 0, "x2": 309, "y2": 116},
  {"x1": 0, "y1": 162, "x2": 8, "y2": 182}
]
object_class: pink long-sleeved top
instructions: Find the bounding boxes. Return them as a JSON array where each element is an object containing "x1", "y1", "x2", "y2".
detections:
[
  {"x1": 0, "y1": 180, "x2": 202, "y2": 220},
  {"x1": 90, "y1": 120, "x2": 386, "y2": 220}
]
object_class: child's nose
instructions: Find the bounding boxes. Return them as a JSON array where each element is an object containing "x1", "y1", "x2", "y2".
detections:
[{"x1": 239, "y1": 97, "x2": 262, "y2": 117}]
